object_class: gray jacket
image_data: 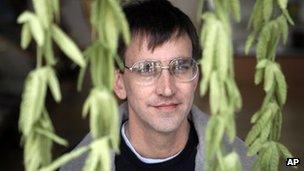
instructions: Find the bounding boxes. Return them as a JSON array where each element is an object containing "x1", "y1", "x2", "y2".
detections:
[{"x1": 61, "y1": 102, "x2": 254, "y2": 171}]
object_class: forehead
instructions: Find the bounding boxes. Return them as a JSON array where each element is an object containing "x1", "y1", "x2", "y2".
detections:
[{"x1": 124, "y1": 34, "x2": 192, "y2": 65}]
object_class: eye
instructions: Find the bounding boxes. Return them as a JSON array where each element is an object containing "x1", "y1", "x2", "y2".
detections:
[
  {"x1": 134, "y1": 61, "x2": 158, "y2": 76},
  {"x1": 171, "y1": 59, "x2": 192, "y2": 74}
]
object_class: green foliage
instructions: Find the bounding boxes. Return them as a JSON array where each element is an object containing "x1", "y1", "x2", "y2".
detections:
[
  {"x1": 198, "y1": 0, "x2": 242, "y2": 170},
  {"x1": 40, "y1": 146, "x2": 90, "y2": 171},
  {"x1": 78, "y1": 1, "x2": 130, "y2": 170},
  {"x1": 83, "y1": 88, "x2": 120, "y2": 149},
  {"x1": 19, "y1": 67, "x2": 67, "y2": 171},
  {"x1": 17, "y1": 0, "x2": 295, "y2": 171},
  {"x1": 18, "y1": 11, "x2": 44, "y2": 46},
  {"x1": 245, "y1": 0, "x2": 294, "y2": 170},
  {"x1": 83, "y1": 137, "x2": 111, "y2": 171},
  {"x1": 21, "y1": 23, "x2": 32, "y2": 49},
  {"x1": 51, "y1": 24, "x2": 85, "y2": 67},
  {"x1": 222, "y1": 152, "x2": 242, "y2": 171},
  {"x1": 42, "y1": 1, "x2": 130, "y2": 170},
  {"x1": 18, "y1": 0, "x2": 85, "y2": 170}
]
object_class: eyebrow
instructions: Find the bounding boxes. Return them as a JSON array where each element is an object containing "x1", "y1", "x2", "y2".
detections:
[{"x1": 134, "y1": 56, "x2": 192, "y2": 63}]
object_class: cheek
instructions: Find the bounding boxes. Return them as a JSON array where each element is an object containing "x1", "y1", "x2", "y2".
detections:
[
  {"x1": 124, "y1": 79, "x2": 153, "y2": 104},
  {"x1": 178, "y1": 82, "x2": 196, "y2": 97},
  {"x1": 176, "y1": 83, "x2": 197, "y2": 108}
]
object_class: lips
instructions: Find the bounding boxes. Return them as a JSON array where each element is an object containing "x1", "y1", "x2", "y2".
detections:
[{"x1": 152, "y1": 103, "x2": 179, "y2": 111}]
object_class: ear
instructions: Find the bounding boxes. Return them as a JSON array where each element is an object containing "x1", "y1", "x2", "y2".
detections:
[{"x1": 113, "y1": 70, "x2": 127, "y2": 99}]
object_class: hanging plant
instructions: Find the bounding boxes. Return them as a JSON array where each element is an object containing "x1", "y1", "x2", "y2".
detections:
[
  {"x1": 244, "y1": 0, "x2": 296, "y2": 170},
  {"x1": 17, "y1": 0, "x2": 85, "y2": 170},
  {"x1": 17, "y1": 0, "x2": 295, "y2": 171},
  {"x1": 39, "y1": 0, "x2": 130, "y2": 170},
  {"x1": 198, "y1": 0, "x2": 243, "y2": 170}
]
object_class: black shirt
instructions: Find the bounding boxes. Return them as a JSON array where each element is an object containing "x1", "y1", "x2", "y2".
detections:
[{"x1": 115, "y1": 121, "x2": 198, "y2": 171}]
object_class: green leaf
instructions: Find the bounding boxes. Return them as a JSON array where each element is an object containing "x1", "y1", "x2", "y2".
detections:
[
  {"x1": 83, "y1": 137, "x2": 111, "y2": 171},
  {"x1": 210, "y1": 72, "x2": 220, "y2": 114},
  {"x1": 216, "y1": 24, "x2": 229, "y2": 81},
  {"x1": 278, "y1": 15, "x2": 288, "y2": 44},
  {"x1": 108, "y1": 97, "x2": 120, "y2": 152},
  {"x1": 256, "y1": 59, "x2": 269, "y2": 69},
  {"x1": 99, "y1": 139, "x2": 111, "y2": 171},
  {"x1": 260, "y1": 120, "x2": 272, "y2": 142},
  {"x1": 247, "y1": 123, "x2": 271, "y2": 156},
  {"x1": 282, "y1": 8, "x2": 294, "y2": 25},
  {"x1": 52, "y1": 0, "x2": 60, "y2": 21},
  {"x1": 245, "y1": 32, "x2": 255, "y2": 55},
  {"x1": 232, "y1": 81, "x2": 242, "y2": 110},
  {"x1": 35, "y1": 127, "x2": 67, "y2": 146},
  {"x1": 17, "y1": 12, "x2": 44, "y2": 46},
  {"x1": 226, "y1": 113, "x2": 236, "y2": 143},
  {"x1": 104, "y1": 9, "x2": 119, "y2": 51},
  {"x1": 40, "y1": 145, "x2": 90, "y2": 171},
  {"x1": 24, "y1": 133, "x2": 47, "y2": 171},
  {"x1": 33, "y1": 0, "x2": 50, "y2": 28},
  {"x1": 200, "y1": 76, "x2": 209, "y2": 96},
  {"x1": 256, "y1": 23, "x2": 271, "y2": 60},
  {"x1": 223, "y1": 152, "x2": 241, "y2": 170},
  {"x1": 277, "y1": 143, "x2": 293, "y2": 159},
  {"x1": 264, "y1": 63, "x2": 275, "y2": 92},
  {"x1": 273, "y1": 110, "x2": 282, "y2": 140},
  {"x1": 77, "y1": 63, "x2": 87, "y2": 92},
  {"x1": 248, "y1": 138, "x2": 263, "y2": 156},
  {"x1": 19, "y1": 69, "x2": 47, "y2": 136},
  {"x1": 201, "y1": 15, "x2": 218, "y2": 78},
  {"x1": 21, "y1": 23, "x2": 32, "y2": 49},
  {"x1": 252, "y1": 150, "x2": 264, "y2": 171},
  {"x1": 249, "y1": 0, "x2": 264, "y2": 31},
  {"x1": 277, "y1": 143, "x2": 297, "y2": 169},
  {"x1": 261, "y1": 143, "x2": 274, "y2": 170},
  {"x1": 277, "y1": 0, "x2": 287, "y2": 10},
  {"x1": 206, "y1": 116, "x2": 225, "y2": 161},
  {"x1": 263, "y1": 0, "x2": 273, "y2": 22},
  {"x1": 44, "y1": 33, "x2": 56, "y2": 65},
  {"x1": 89, "y1": 93, "x2": 100, "y2": 138},
  {"x1": 82, "y1": 94, "x2": 92, "y2": 118},
  {"x1": 108, "y1": 0, "x2": 130, "y2": 45},
  {"x1": 230, "y1": 0, "x2": 241, "y2": 22},
  {"x1": 251, "y1": 110, "x2": 261, "y2": 124},
  {"x1": 47, "y1": 67, "x2": 62, "y2": 103},
  {"x1": 265, "y1": 24, "x2": 279, "y2": 60},
  {"x1": 274, "y1": 66, "x2": 287, "y2": 106},
  {"x1": 51, "y1": 24, "x2": 85, "y2": 67},
  {"x1": 254, "y1": 69, "x2": 263, "y2": 85},
  {"x1": 245, "y1": 107, "x2": 272, "y2": 145},
  {"x1": 199, "y1": 16, "x2": 218, "y2": 97},
  {"x1": 270, "y1": 144, "x2": 279, "y2": 171}
]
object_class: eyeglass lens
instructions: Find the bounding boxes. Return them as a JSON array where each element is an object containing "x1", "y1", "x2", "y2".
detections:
[{"x1": 127, "y1": 58, "x2": 198, "y2": 85}]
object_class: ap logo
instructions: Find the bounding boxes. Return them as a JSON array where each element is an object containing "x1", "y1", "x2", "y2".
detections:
[{"x1": 286, "y1": 158, "x2": 300, "y2": 166}]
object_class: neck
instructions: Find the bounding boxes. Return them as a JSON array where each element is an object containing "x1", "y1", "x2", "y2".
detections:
[{"x1": 125, "y1": 116, "x2": 190, "y2": 159}]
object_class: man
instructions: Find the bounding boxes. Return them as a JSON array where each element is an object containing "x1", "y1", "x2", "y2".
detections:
[{"x1": 62, "y1": 0, "x2": 253, "y2": 170}]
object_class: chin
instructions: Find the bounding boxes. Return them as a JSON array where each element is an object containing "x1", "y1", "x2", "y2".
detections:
[{"x1": 148, "y1": 116, "x2": 186, "y2": 133}]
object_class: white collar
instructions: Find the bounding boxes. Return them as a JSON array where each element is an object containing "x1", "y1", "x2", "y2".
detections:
[{"x1": 121, "y1": 121, "x2": 182, "y2": 164}]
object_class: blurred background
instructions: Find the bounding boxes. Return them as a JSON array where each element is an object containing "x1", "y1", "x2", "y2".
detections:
[{"x1": 0, "y1": 0, "x2": 303, "y2": 170}]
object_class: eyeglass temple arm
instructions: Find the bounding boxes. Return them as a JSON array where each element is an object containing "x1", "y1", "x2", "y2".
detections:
[{"x1": 115, "y1": 55, "x2": 125, "y2": 71}]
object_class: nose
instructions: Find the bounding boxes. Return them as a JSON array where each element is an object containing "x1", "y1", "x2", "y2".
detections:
[{"x1": 155, "y1": 69, "x2": 176, "y2": 97}]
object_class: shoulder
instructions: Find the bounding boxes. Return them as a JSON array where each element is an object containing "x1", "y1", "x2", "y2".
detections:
[
  {"x1": 59, "y1": 134, "x2": 92, "y2": 171},
  {"x1": 190, "y1": 105, "x2": 256, "y2": 170}
]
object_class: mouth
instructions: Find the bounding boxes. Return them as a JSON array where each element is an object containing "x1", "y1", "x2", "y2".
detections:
[{"x1": 152, "y1": 103, "x2": 180, "y2": 111}]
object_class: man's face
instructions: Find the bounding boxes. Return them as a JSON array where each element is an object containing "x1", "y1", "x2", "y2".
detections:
[{"x1": 114, "y1": 34, "x2": 198, "y2": 133}]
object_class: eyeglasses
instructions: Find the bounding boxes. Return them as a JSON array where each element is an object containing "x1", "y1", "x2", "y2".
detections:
[{"x1": 124, "y1": 57, "x2": 198, "y2": 85}]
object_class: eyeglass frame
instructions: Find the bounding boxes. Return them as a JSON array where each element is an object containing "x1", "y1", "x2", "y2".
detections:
[{"x1": 121, "y1": 57, "x2": 200, "y2": 83}]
